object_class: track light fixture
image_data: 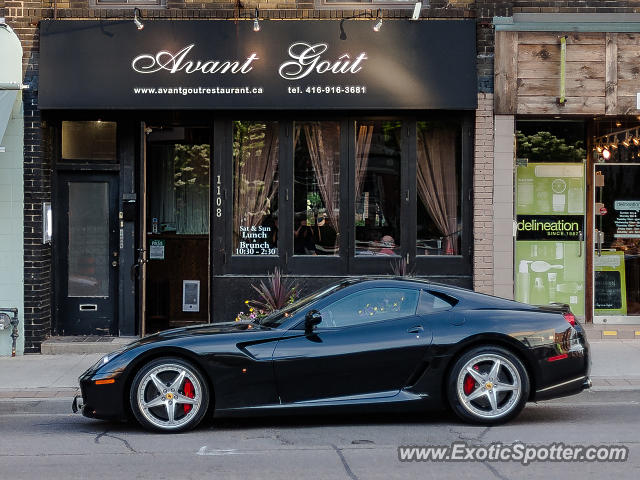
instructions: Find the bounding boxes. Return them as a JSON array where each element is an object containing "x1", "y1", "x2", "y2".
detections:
[
  {"x1": 622, "y1": 134, "x2": 631, "y2": 148},
  {"x1": 134, "y1": 8, "x2": 144, "y2": 31},
  {"x1": 602, "y1": 147, "x2": 611, "y2": 160},
  {"x1": 373, "y1": 10, "x2": 383, "y2": 32},
  {"x1": 253, "y1": 8, "x2": 260, "y2": 32}
]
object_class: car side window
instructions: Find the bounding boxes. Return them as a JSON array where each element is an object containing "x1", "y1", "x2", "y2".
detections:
[
  {"x1": 417, "y1": 290, "x2": 455, "y2": 315},
  {"x1": 318, "y1": 288, "x2": 419, "y2": 328}
]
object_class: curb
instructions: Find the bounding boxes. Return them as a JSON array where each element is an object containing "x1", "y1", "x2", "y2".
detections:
[{"x1": 0, "y1": 387, "x2": 79, "y2": 400}]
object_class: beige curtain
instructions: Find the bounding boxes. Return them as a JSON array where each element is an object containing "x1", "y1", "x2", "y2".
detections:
[
  {"x1": 355, "y1": 124, "x2": 374, "y2": 200},
  {"x1": 416, "y1": 127, "x2": 459, "y2": 254},
  {"x1": 301, "y1": 122, "x2": 340, "y2": 230},
  {"x1": 233, "y1": 122, "x2": 279, "y2": 239}
]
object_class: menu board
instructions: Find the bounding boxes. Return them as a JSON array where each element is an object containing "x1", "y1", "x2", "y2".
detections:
[
  {"x1": 594, "y1": 271, "x2": 623, "y2": 310},
  {"x1": 594, "y1": 250, "x2": 627, "y2": 315},
  {"x1": 614, "y1": 200, "x2": 640, "y2": 238}
]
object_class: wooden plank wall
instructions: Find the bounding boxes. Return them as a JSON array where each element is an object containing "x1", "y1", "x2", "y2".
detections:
[{"x1": 494, "y1": 31, "x2": 640, "y2": 116}]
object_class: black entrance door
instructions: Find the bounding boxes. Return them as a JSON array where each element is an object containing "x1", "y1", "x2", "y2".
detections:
[{"x1": 55, "y1": 173, "x2": 119, "y2": 335}]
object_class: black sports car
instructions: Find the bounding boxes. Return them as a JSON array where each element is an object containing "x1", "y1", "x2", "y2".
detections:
[{"x1": 73, "y1": 278, "x2": 591, "y2": 432}]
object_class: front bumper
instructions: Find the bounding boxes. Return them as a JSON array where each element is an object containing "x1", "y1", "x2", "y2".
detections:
[{"x1": 72, "y1": 370, "x2": 129, "y2": 421}]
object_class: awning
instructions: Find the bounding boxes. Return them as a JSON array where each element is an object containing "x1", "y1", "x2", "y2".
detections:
[{"x1": 0, "y1": 20, "x2": 23, "y2": 148}]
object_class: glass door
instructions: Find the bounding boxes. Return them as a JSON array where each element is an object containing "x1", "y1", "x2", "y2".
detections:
[
  {"x1": 593, "y1": 164, "x2": 640, "y2": 324},
  {"x1": 143, "y1": 126, "x2": 211, "y2": 334},
  {"x1": 55, "y1": 173, "x2": 119, "y2": 335}
]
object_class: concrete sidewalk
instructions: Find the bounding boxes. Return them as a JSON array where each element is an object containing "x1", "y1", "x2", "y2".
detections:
[{"x1": 0, "y1": 340, "x2": 639, "y2": 402}]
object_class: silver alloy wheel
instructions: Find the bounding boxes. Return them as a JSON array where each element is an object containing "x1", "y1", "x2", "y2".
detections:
[
  {"x1": 136, "y1": 362, "x2": 203, "y2": 431},
  {"x1": 455, "y1": 353, "x2": 522, "y2": 420}
]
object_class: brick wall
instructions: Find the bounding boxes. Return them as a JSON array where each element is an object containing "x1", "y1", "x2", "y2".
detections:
[
  {"x1": 2, "y1": 2, "x2": 51, "y2": 353},
  {"x1": 473, "y1": 92, "x2": 494, "y2": 295}
]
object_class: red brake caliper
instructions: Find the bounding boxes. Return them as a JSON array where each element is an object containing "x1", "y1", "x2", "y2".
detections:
[
  {"x1": 183, "y1": 379, "x2": 195, "y2": 414},
  {"x1": 463, "y1": 365, "x2": 479, "y2": 395}
]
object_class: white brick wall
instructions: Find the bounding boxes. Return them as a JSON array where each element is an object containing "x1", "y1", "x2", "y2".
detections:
[
  {"x1": 473, "y1": 98, "x2": 516, "y2": 299},
  {"x1": 0, "y1": 93, "x2": 24, "y2": 356},
  {"x1": 473, "y1": 93, "x2": 495, "y2": 294},
  {"x1": 493, "y1": 115, "x2": 515, "y2": 299}
]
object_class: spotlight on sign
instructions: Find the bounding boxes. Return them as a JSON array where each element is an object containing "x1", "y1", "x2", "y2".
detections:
[
  {"x1": 253, "y1": 9, "x2": 261, "y2": 32},
  {"x1": 373, "y1": 10, "x2": 383, "y2": 32},
  {"x1": 134, "y1": 8, "x2": 144, "y2": 31}
]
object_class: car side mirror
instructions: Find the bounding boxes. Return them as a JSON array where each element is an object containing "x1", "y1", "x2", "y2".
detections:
[{"x1": 304, "y1": 310, "x2": 322, "y2": 334}]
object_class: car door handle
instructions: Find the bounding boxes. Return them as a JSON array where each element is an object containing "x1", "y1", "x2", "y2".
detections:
[{"x1": 407, "y1": 325, "x2": 424, "y2": 334}]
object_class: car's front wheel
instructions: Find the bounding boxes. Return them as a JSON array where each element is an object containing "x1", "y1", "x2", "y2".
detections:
[
  {"x1": 129, "y1": 357, "x2": 209, "y2": 432},
  {"x1": 447, "y1": 346, "x2": 529, "y2": 425}
]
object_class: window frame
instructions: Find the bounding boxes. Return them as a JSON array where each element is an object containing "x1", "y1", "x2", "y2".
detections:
[
  {"x1": 348, "y1": 116, "x2": 411, "y2": 275},
  {"x1": 411, "y1": 113, "x2": 473, "y2": 277},
  {"x1": 224, "y1": 118, "x2": 285, "y2": 275},
  {"x1": 89, "y1": 0, "x2": 166, "y2": 8},
  {"x1": 315, "y1": 0, "x2": 421, "y2": 9},
  {"x1": 285, "y1": 118, "x2": 350, "y2": 275},
  {"x1": 219, "y1": 112, "x2": 473, "y2": 279}
]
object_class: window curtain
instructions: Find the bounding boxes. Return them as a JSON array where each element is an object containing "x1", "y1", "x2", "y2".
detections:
[
  {"x1": 355, "y1": 124, "x2": 374, "y2": 201},
  {"x1": 174, "y1": 144, "x2": 210, "y2": 235},
  {"x1": 416, "y1": 127, "x2": 459, "y2": 254},
  {"x1": 233, "y1": 122, "x2": 279, "y2": 236},
  {"x1": 149, "y1": 144, "x2": 210, "y2": 235},
  {"x1": 298, "y1": 122, "x2": 340, "y2": 230}
]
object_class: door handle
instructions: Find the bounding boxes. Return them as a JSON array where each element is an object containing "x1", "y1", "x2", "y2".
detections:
[
  {"x1": 407, "y1": 325, "x2": 424, "y2": 334},
  {"x1": 578, "y1": 230, "x2": 583, "y2": 257}
]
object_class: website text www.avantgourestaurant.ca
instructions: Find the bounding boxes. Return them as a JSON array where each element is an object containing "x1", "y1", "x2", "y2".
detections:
[
  {"x1": 133, "y1": 86, "x2": 264, "y2": 95},
  {"x1": 398, "y1": 442, "x2": 629, "y2": 466}
]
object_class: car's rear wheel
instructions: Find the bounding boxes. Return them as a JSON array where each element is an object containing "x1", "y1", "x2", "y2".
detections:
[
  {"x1": 447, "y1": 346, "x2": 529, "y2": 425},
  {"x1": 129, "y1": 357, "x2": 209, "y2": 433}
]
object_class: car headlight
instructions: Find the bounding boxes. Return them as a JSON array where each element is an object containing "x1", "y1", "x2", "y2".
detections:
[{"x1": 94, "y1": 347, "x2": 127, "y2": 369}]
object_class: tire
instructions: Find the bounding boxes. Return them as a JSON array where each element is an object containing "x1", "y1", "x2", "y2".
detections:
[
  {"x1": 447, "y1": 345, "x2": 529, "y2": 425},
  {"x1": 129, "y1": 357, "x2": 210, "y2": 433}
]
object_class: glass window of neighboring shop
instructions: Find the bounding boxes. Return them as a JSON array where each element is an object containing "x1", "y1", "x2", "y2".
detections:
[
  {"x1": 514, "y1": 120, "x2": 587, "y2": 316},
  {"x1": 592, "y1": 117, "x2": 640, "y2": 319},
  {"x1": 228, "y1": 116, "x2": 471, "y2": 276}
]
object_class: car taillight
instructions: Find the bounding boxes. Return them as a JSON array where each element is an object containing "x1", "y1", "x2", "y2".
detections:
[{"x1": 563, "y1": 312, "x2": 576, "y2": 327}]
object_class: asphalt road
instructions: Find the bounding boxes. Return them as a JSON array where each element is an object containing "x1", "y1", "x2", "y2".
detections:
[{"x1": 0, "y1": 390, "x2": 638, "y2": 480}]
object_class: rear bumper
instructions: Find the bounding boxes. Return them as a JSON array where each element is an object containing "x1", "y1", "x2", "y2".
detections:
[{"x1": 534, "y1": 375, "x2": 591, "y2": 401}]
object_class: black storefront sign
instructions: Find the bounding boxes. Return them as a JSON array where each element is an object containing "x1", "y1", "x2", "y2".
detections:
[
  {"x1": 516, "y1": 215, "x2": 584, "y2": 241},
  {"x1": 39, "y1": 20, "x2": 476, "y2": 110}
]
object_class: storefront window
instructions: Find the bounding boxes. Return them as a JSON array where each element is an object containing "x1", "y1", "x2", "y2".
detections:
[
  {"x1": 416, "y1": 121, "x2": 461, "y2": 256},
  {"x1": 293, "y1": 121, "x2": 340, "y2": 256},
  {"x1": 233, "y1": 121, "x2": 279, "y2": 256},
  {"x1": 354, "y1": 120, "x2": 401, "y2": 256},
  {"x1": 62, "y1": 121, "x2": 117, "y2": 162}
]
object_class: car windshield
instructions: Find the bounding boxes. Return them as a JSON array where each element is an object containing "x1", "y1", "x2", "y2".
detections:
[{"x1": 258, "y1": 280, "x2": 354, "y2": 328}]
